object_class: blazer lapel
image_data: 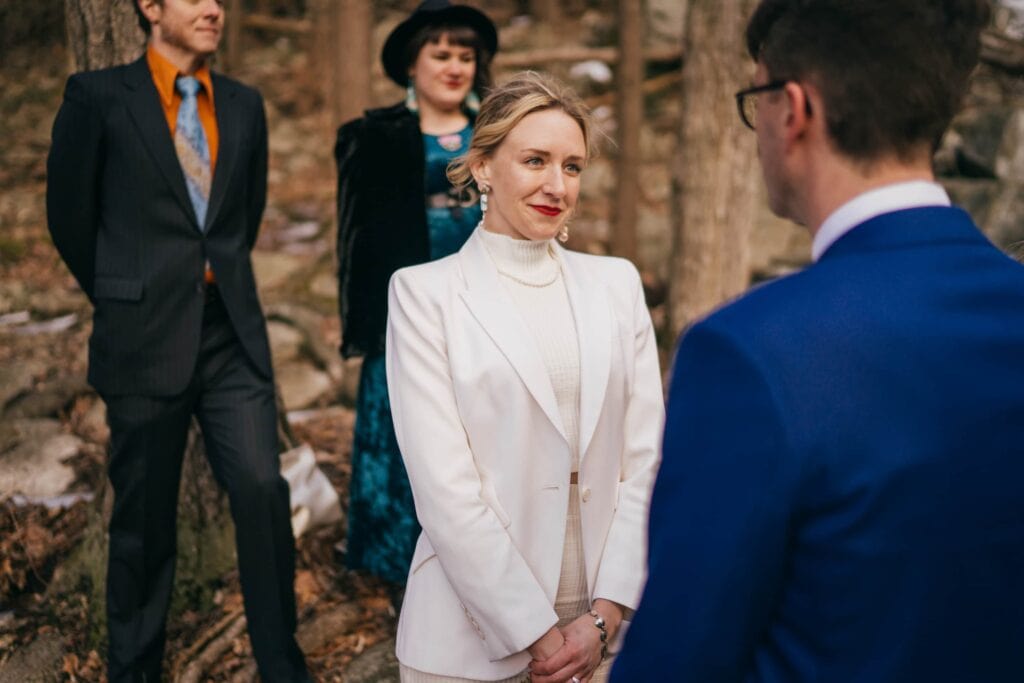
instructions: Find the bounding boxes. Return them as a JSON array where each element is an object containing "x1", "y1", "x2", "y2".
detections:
[
  {"x1": 204, "y1": 73, "x2": 239, "y2": 232},
  {"x1": 558, "y1": 247, "x2": 611, "y2": 461},
  {"x1": 122, "y1": 57, "x2": 199, "y2": 229},
  {"x1": 458, "y1": 231, "x2": 569, "y2": 443}
]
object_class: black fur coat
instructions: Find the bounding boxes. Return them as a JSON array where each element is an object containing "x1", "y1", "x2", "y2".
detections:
[{"x1": 335, "y1": 103, "x2": 429, "y2": 359}]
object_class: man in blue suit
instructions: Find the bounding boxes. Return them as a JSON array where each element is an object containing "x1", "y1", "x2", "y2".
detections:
[{"x1": 613, "y1": 1, "x2": 1024, "y2": 681}]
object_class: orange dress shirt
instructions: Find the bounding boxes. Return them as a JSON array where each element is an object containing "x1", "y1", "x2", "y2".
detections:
[
  {"x1": 146, "y1": 44, "x2": 219, "y2": 168},
  {"x1": 146, "y1": 45, "x2": 219, "y2": 283}
]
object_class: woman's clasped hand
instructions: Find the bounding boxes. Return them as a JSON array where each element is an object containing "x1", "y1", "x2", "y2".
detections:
[{"x1": 529, "y1": 601, "x2": 622, "y2": 683}]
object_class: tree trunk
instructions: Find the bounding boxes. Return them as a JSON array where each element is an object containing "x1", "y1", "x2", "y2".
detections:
[
  {"x1": 613, "y1": 0, "x2": 644, "y2": 262},
  {"x1": 530, "y1": 0, "x2": 562, "y2": 24},
  {"x1": 223, "y1": 0, "x2": 244, "y2": 75},
  {"x1": 332, "y1": 0, "x2": 372, "y2": 128},
  {"x1": 64, "y1": 0, "x2": 145, "y2": 72},
  {"x1": 310, "y1": 0, "x2": 372, "y2": 129},
  {"x1": 668, "y1": 0, "x2": 760, "y2": 336}
]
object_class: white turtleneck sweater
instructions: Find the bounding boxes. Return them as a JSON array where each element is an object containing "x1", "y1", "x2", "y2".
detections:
[{"x1": 478, "y1": 228, "x2": 582, "y2": 467}]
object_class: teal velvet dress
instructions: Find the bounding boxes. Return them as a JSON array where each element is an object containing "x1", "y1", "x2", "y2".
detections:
[{"x1": 347, "y1": 125, "x2": 481, "y2": 584}]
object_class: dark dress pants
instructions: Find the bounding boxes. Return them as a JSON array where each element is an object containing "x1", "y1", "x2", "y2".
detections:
[{"x1": 103, "y1": 288, "x2": 308, "y2": 682}]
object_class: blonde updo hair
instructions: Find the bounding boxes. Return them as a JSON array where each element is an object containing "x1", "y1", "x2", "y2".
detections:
[{"x1": 448, "y1": 71, "x2": 596, "y2": 192}]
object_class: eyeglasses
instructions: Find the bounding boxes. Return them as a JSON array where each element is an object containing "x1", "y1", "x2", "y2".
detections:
[{"x1": 734, "y1": 80, "x2": 788, "y2": 130}]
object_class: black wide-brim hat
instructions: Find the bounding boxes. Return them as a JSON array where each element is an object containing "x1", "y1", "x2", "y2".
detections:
[{"x1": 382, "y1": 0, "x2": 499, "y2": 87}]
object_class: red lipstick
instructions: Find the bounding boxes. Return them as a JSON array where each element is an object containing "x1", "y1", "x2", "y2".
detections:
[{"x1": 530, "y1": 205, "x2": 562, "y2": 217}]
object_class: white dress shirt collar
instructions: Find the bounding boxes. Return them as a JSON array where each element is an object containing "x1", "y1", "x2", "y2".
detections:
[{"x1": 812, "y1": 180, "x2": 951, "y2": 261}]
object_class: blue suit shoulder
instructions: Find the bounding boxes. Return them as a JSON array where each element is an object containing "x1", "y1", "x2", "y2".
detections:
[{"x1": 693, "y1": 265, "x2": 824, "y2": 350}]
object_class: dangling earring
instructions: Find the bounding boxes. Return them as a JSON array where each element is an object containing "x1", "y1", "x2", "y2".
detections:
[
  {"x1": 464, "y1": 90, "x2": 481, "y2": 114},
  {"x1": 405, "y1": 84, "x2": 419, "y2": 113},
  {"x1": 479, "y1": 183, "x2": 490, "y2": 214},
  {"x1": 557, "y1": 222, "x2": 570, "y2": 243}
]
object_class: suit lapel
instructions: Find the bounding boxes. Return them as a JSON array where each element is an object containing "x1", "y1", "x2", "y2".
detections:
[
  {"x1": 559, "y1": 247, "x2": 611, "y2": 461},
  {"x1": 122, "y1": 57, "x2": 199, "y2": 229},
  {"x1": 205, "y1": 73, "x2": 239, "y2": 232},
  {"x1": 458, "y1": 231, "x2": 569, "y2": 443}
]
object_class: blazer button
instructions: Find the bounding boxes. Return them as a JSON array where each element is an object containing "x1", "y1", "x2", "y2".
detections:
[
  {"x1": 581, "y1": 487, "x2": 591, "y2": 502},
  {"x1": 196, "y1": 282, "x2": 204, "y2": 294}
]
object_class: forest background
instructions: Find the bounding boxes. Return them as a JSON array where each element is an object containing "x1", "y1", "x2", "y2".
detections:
[{"x1": 2, "y1": 0, "x2": 1024, "y2": 681}]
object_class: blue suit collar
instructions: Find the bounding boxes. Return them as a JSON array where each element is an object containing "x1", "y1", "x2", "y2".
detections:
[{"x1": 818, "y1": 206, "x2": 988, "y2": 261}]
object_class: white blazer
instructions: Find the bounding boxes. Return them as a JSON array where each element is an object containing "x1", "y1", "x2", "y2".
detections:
[{"x1": 385, "y1": 228, "x2": 664, "y2": 679}]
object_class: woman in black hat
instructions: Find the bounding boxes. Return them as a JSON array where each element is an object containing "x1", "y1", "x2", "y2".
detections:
[{"x1": 335, "y1": 1, "x2": 498, "y2": 590}]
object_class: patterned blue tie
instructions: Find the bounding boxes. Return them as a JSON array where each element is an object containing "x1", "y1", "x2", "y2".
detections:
[{"x1": 174, "y1": 75, "x2": 211, "y2": 230}]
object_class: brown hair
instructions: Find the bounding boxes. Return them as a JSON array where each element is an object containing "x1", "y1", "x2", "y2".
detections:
[
  {"x1": 448, "y1": 71, "x2": 595, "y2": 191},
  {"x1": 746, "y1": 0, "x2": 990, "y2": 162}
]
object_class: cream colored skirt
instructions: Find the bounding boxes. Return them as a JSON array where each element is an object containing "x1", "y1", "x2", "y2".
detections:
[{"x1": 400, "y1": 484, "x2": 613, "y2": 682}]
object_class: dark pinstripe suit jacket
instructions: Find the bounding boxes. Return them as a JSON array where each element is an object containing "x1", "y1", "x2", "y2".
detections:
[{"x1": 46, "y1": 55, "x2": 273, "y2": 397}]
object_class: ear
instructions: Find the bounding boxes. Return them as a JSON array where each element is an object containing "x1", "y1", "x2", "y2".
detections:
[
  {"x1": 782, "y1": 81, "x2": 813, "y2": 146},
  {"x1": 138, "y1": 0, "x2": 162, "y2": 25},
  {"x1": 470, "y1": 158, "x2": 491, "y2": 189}
]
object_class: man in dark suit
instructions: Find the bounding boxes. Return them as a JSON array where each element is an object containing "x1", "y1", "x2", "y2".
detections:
[
  {"x1": 614, "y1": 1, "x2": 1024, "y2": 681},
  {"x1": 46, "y1": 1, "x2": 309, "y2": 680}
]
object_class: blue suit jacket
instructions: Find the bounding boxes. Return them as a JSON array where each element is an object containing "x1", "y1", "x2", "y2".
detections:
[{"x1": 613, "y1": 207, "x2": 1024, "y2": 682}]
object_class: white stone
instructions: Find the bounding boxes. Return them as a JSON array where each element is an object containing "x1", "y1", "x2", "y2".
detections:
[
  {"x1": 308, "y1": 271, "x2": 336, "y2": 300},
  {"x1": 268, "y1": 320, "x2": 305, "y2": 366},
  {"x1": 252, "y1": 251, "x2": 306, "y2": 291},
  {"x1": 0, "y1": 419, "x2": 81, "y2": 500},
  {"x1": 276, "y1": 361, "x2": 333, "y2": 411}
]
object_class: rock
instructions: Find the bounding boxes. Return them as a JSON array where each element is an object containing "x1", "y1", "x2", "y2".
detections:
[
  {"x1": 277, "y1": 221, "x2": 321, "y2": 243},
  {"x1": 308, "y1": 271, "x2": 336, "y2": 300},
  {"x1": 28, "y1": 287, "x2": 89, "y2": 316},
  {"x1": 338, "y1": 358, "x2": 363, "y2": 407},
  {"x1": 647, "y1": 0, "x2": 688, "y2": 47},
  {"x1": 252, "y1": 251, "x2": 306, "y2": 292},
  {"x1": 947, "y1": 106, "x2": 1015, "y2": 179},
  {"x1": 0, "y1": 630, "x2": 65, "y2": 683},
  {"x1": 266, "y1": 302, "x2": 344, "y2": 384},
  {"x1": 343, "y1": 637, "x2": 400, "y2": 683},
  {"x1": 0, "y1": 419, "x2": 81, "y2": 500},
  {"x1": 77, "y1": 396, "x2": 110, "y2": 444},
  {"x1": 0, "y1": 280, "x2": 28, "y2": 313},
  {"x1": 4, "y1": 375, "x2": 90, "y2": 419},
  {"x1": 996, "y1": 109, "x2": 1024, "y2": 182},
  {"x1": 10, "y1": 313, "x2": 79, "y2": 336},
  {"x1": 0, "y1": 422, "x2": 18, "y2": 454},
  {"x1": 276, "y1": 361, "x2": 333, "y2": 411},
  {"x1": 979, "y1": 181, "x2": 1024, "y2": 250},
  {"x1": 0, "y1": 311, "x2": 29, "y2": 326},
  {"x1": 943, "y1": 178, "x2": 1001, "y2": 230},
  {"x1": 296, "y1": 602, "x2": 362, "y2": 653},
  {"x1": 268, "y1": 320, "x2": 305, "y2": 366},
  {"x1": 0, "y1": 359, "x2": 43, "y2": 410},
  {"x1": 569, "y1": 60, "x2": 613, "y2": 85}
]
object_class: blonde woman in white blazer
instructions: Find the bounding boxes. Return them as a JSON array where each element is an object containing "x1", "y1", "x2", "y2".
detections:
[{"x1": 386, "y1": 72, "x2": 664, "y2": 683}]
